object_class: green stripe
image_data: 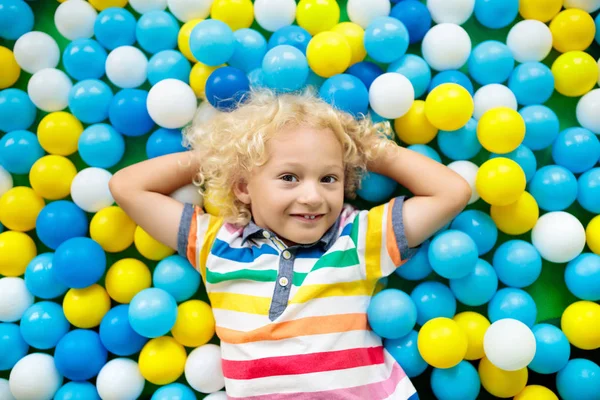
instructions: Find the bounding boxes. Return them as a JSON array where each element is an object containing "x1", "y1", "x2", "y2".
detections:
[
  {"x1": 206, "y1": 268, "x2": 277, "y2": 284},
  {"x1": 350, "y1": 214, "x2": 361, "y2": 246}
]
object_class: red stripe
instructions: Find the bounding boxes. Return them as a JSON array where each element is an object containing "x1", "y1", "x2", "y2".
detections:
[{"x1": 222, "y1": 346, "x2": 385, "y2": 380}]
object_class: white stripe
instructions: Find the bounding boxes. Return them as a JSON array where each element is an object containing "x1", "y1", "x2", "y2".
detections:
[
  {"x1": 213, "y1": 308, "x2": 270, "y2": 331},
  {"x1": 207, "y1": 279, "x2": 275, "y2": 297},
  {"x1": 289, "y1": 265, "x2": 363, "y2": 294},
  {"x1": 208, "y1": 252, "x2": 281, "y2": 274},
  {"x1": 383, "y1": 377, "x2": 417, "y2": 400},
  {"x1": 195, "y1": 212, "x2": 211, "y2": 272},
  {"x1": 356, "y1": 210, "x2": 368, "y2": 281}
]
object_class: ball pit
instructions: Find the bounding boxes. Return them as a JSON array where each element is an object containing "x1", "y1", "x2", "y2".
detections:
[{"x1": 0, "y1": 0, "x2": 599, "y2": 399}]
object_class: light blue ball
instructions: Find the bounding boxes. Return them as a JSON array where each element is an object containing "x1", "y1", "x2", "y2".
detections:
[
  {"x1": 428, "y1": 230, "x2": 478, "y2": 279},
  {"x1": 410, "y1": 281, "x2": 456, "y2": 326},
  {"x1": 63, "y1": 38, "x2": 108, "y2": 81},
  {"x1": 449, "y1": 258, "x2": 498, "y2": 306},
  {"x1": 528, "y1": 165, "x2": 577, "y2": 211},
  {"x1": 151, "y1": 383, "x2": 197, "y2": 400},
  {"x1": 319, "y1": 74, "x2": 369, "y2": 117},
  {"x1": 24, "y1": 253, "x2": 68, "y2": 300},
  {"x1": 129, "y1": 288, "x2": 178, "y2": 338},
  {"x1": 53, "y1": 237, "x2": 106, "y2": 289},
  {"x1": 79, "y1": 123, "x2": 125, "y2": 169},
  {"x1": 490, "y1": 145, "x2": 537, "y2": 183},
  {"x1": 68, "y1": 79, "x2": 113, "y2": 124},
  {"x1": 190, "y1": 19, "x2": 235, "y2": 66},
  {"x1": 487, "y1": 288, "x2": 537, "y2": 327},
  {"x1": 388, "y1": 54, "x2": 431, "y2": 98},
  {"x1": 36, "y1": 201, "x2": 88, "y2": 250},
  {"x1": 428, "y1": 70, "x2": 474, "y2": 95},
  {"x1": 565, "y1": 253, "x2": 600, "y2": 301},
  {"x1": 552, "y1": 127, "x2": 600, "y2": 174},
  {"x1": 492, "y1": 240, "x2": 542, "y2": 288},
  {"x1": 578, "y1": 168, "x2": 600, "y2": 214},
  {"x1": 556, "y1": 359, "x2": 600, "y2": 400},
  {"x1": 153, "y1": 255, "x2": 201, "y2": 303},
  {"x1": 437, "y1": 119, "x2": 481, "y2": 161},
  {"x1": 99, "y1": 304, "x2": 148, "y2": 356},
  {"x1": 146, "y1": 128, "x2": 186, "y2": 159},
  {"x1": 395, "y1": 240, "x2": 432, "y2": 281},
  {"x1": 508, "y1": 62, "x2": 554, "y2": 106},
  {"x1": 367, "y1": 289, "x2": 417, "y2": 339},
  {"x1": 55, "y1": 382, "x2": 101, "y2": 400},
  {"x1": 19, "y1": 301, "x2": 70, "y2": 349},
  {"x1": 468, "y1": 40, "x2": 514, "y2": 85},
  {"x1": 0, "y1": 89, "x2": 36, "y2": 132},
  {"x1": 262, "y1": 44, "x2": 309, "y2": 93},
  {"x1": 364, "y1": 17, "x2": 409, "y2": 64},
  {"x1": 407, "y1": 144, "x2": 441, "y2": 162},
  {"x1": 54, "y1": 329, "x2": 107, "y2": 381},
  {"x1": 136, "y1": 10, "x2": 179, "y2": 54},
  {"x1": 148, "y1": 50, "x2": 192, "y2": 85},
  {"x1": 94, "y1": 7, "x2": 136, "y2": 50},
  {"x1": 450, "y1": 210, "x2": 498, "y2": 256},
  {"x1": 431, "y1": 361, "x2": 480, "y2": 400},
  {"x1": 528, "y1": 323, "x2": 570, "y2": 374},
  {"x1": 474, "y1": 0, "x2": 519, "y2": 29},
  {"x1": 268, "y1": 25, "x2": 311, "y2": 53},
  {"x1": 229, "y1": 28, "x2": 268, "y2": 73},
  {"x1": 0, "y1": 130, "x2": 44, "y2": 174},
  {"x1": 596, "y1": 13, "x2": 600, "y2": 46},
  {"x1": 384, "y1": 330, "x2": 428, "y2": 378},
  {"x1": 248, "y1": 68, "x2": 266, "y2": 89},
  {"x1": 519, "y1": 105, "x2": 560, "y2": 151},
  {"x1": 0, "y1": 323, "x2": 29, "y2": 370},
  {"x1": 357, "y1": 172, "x2": 398, "y2": 203},
  {"x1": 0, "y1": 0, "x2": 34, "y2": 40}
]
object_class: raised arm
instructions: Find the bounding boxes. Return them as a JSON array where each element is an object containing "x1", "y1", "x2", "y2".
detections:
[
  {"x1": 368, "y1": 144, "x2": 472, "y2": 248},
  {"x1": 109, "y1": 151, "x2": 200, "y2": 250}
]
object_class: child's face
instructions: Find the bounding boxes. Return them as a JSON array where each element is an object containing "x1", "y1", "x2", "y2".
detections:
[{"x1": 236, "y1": 124, "x2": 345, "y2": 246}]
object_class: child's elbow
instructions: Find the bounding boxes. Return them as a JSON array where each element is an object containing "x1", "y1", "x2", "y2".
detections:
[
  {"x1": 108, "y1": 172, "x2": 127, "y2": 203},
  {"x1": 455, "y1": 179, "x2": 472, "y2": 210}
]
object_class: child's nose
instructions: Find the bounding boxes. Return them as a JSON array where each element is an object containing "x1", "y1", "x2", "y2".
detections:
[{"x1": 298, "y1": 182, "x2": 324, "y2": 205}]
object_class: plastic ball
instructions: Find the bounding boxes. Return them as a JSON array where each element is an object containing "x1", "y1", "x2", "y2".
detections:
[
  {"x1": 151, "y1": 383, "x2": 197, "y2": 400},
  {"x1": 473, "y1": 84, "x2": 517, "y2": 120},
  {"x1": 106, "y1": 259, "x2": 151, "y2": 304},
  {"x1": 67, "y1": 79, "x2": 113, "y2": 124},
  {"x1": 105, "y1": 46, "x2": 148, "y2": 89},
  {"x1": 99, "y1": 304, "x2": 147, "y2": 356},
  {"x1": 508, "y1": 62, "x2": 554, "y2": 105},
  {"x1": 369, "y1": 72, "x2": 415, "y2": 119},
  {"x1": 519, "y1": 105, "x2": 559, "y2": 151},
  {"x1": 577, "y1": 89, "x2": 600, "y2": 134},
  {"x1": 129, "y1": 288, "x2": 178, "y2": 338},
  {"x1": 483, "y1": 318, "x2": 536, "y2": 371},
  {"x1": 54, "y1": 329, "x2": 107, "y2": 381},
  {"x1": 449, "y1": 258, "x2": 498, "y2": 306},
  {"x1": 54, "y1": 381, "x2": 100, "y2": 400},
  {"x1": 425, "y1": 83, "x2": 473, "y2": 131},
  {"x1": 533, "y1": 211, "x2": 586, "y2": 263},
  {"x1": 70, "y1": 167, "x2": 114, "y2": 213},
  {"x1": 19, "y1": 301, "x2": 69, "y2": 350},
  {"x1": 171, "y1": 300, "x2": 215, "y2": 347},
  {"x1": 552, "y1": 51, "x2": 598, "y2": 97},
  {"x1": 189, "y1": 19, "x2": 234, "y2": 66},
  {"x1": 134, "y1": 225, "x2": 176, "y2": 260},
  {"x1": 387, "y1": 54, "x2": 431, "y2": 98},
  {"x1": 489, "y1": 145, "x2": 536, "y2": 183},
  {"x1": 27, "y1": 68, "x2": 72, "y2": 112},
  {"x1": 306, "y1": 31, "x2": 351, "y2": 78},
  {"x1": 488, "y1": 288, "x2": 537, "y2": 327},
  {"x1": 330, "y1": 22, "x2": 366, "y2": 66},
  {"x1": 148, "y1": 50, "x2": 192, "y2": 87},
  {"x1": 507, "y1": 20, "x2": 553, "y2": 63},
  {"x1": 357, "y1": 172, "x2": 398, "y2": 203},
  {"x1": 417, "y1": 317, "x2": 467, "y2": 369},
  {"x1": 528, "y1": 323, "x2": 570, "y2": 374},
  {"x1": 468, "y1": 40, "x2": 514, "y2": 85},
  {"x1": 474, "y1": 0, "x2": 519, "y2": 29},
  {"x1": 227, "y1": 29, "x2": 267, "y2": 74},
  {"x1": 63, "y1": 284, "x2": 111, "y2": 328},
  {"x1": 384, "y1": 330, "x2": 428, "y2": 378},
  {"x1": 262, "y1": 45, "x2": 309, "y2": 93},
  {"x1": 421, "y1": 23, "x2": 471, "y2": 71},
  {"x1": 204, "y1": 392, "x2": 228, "y2": 400},
  {"x1": 147, "y1": 78, "x2": 197, "y2": 128},
  {"x1": 556, "y1": 359, "x2": 600, "y2": 400},
  {"x1": 519, "y1": 0, "x2": 562, "y2": 22},
  {"x1": 478, "y1": 356, "x2": 527, "y2": 398},
  {"x1": 146, "y1": 128, "x2": 186, "y2": 159},
  {"x1": 407, "y1": 144, "x2": 441, "y2": 162},
  {"x1": 410, "y1": 281, "x2": 456, "y2": 326},
  {"x1": 0, "y1": 130, "x2": 45, "y2": 175},
  {"x1": 0, "y1": 166, "x2": 11, "y2": 197},
  {"x1": 170, "y1": 184, "x2": 202, "y2": 206},
  {"x1": 54, "y1": 237, "x2": 106, "y2": 289},
  {"x1": 0, "y1": 231, "x2": 37, "y2": 277},
  {"x1": 8, "y1": 353, "x2": 63, "y2": 400},
  {"x1": 0, "y1": 323, "x2": 29, "y2": 370},
  {"x1": 564, "y1": 0, "x2": 600, "y2": 12},
  {"x1": 253, "y1": 0, "x2": 296, "y2": 32},
  {"x1": 12, "y1": 31, "x2": 60, "y2": 74},
  {"x1": 492, "y1": 240, "x2": 541, "y2": 288},
  {"x1": 24, "y1": 253, "x2": 68, "y2": 300},
  {"x1": 565, "y1": 253, "x2": 600, "y2": 302},
  {"x1": 54, "y1": 0, "x2": 97, "y2": 40},
  {"x1": 561, "y1": 301, "x2": 600, "y2": 350},
  {"x1": 588, "y1": 215, "x2": 600, "y2": 255},
  {"x1": 29, "y1": 155, "x2": 77, "y2": 200},
  {"x1": 549, "y1": 9, "x2": 596, "y2": 53},
  {"x1": 429, "y1": 70, "x2": 474, "y2": 95},
  {"x1": 428, "y1": 230, "x2": 478, "y2": 280},
  {"x1": 37, "y1": 111, "x2": 84, "y2": 156},
  {"x1": 395, "y1": 241, "x2": 433, "y2": 281},
  {"x1": 553, "y1": 127, "x2": 600, "y2": 174},
  {"x1": 139, "y1": 336, "x2": 187, "y2": 385},
  {"x1": 0, "y1": 379, "x2": 12, "y2": 400},
  {"x1": 296, "y1": 0, "x2": 340, "y2": 35},
  {"x1": 136, "y1": 10, "x2": 179, "y2": 54},
  {"x1": 109, "y1": 88, "x2": 155, "y2": 137},
  {"x1": 447, "y1": 160, "x2": 479, "y2": 204},
  {"x1": 0, "y1": 186, "x2": 45, "y2": 232},
  {"x1": 177, "y1": 19, "x2": 202, "y2": 62},
  {"x1": 96, "y1": 358, "x2": 145, "y2": 400},
  {"x1": 90, "y1": 207, "x2": 135, "y2": 253},
  {"x1": 430, "y1": 361, "x2": 480, "y2": 400},
  {"x1": 346, "y1": 0, "x2": 390, "y2": 29},
  {"x1": 129, "y1": 0, "x2": 167, "y2": 13},
  {"x1": 0, "y1": 0, "x2": 34, "y2": 40},
  {"x1": 211, "y1": 0, "x2": 254, "y2": 31},
  {"x1": 476, "y1": 157, "x2": 525, "y2": 206},
  {"x1": 528, "y1": 165, "x2": 577, "y2": 211},
  {"x1": 490, "y1": 191, "x2": 539, "y2": 236},
  {"x1": 426, "y1": 0, "x2": 473, "y2": 25},
  {"x1": 450, "y1": 210, "x2": 497, "y2": 255},
  {"x1": 394, "y1": 100, "x2": 438, "y2": 144},
  {"x1": 268, "y1": 25, "x2": 311, "y2": 55},
  {"x1": 153, "y1": 255, "x2": 201, "y2": 302},
  {"x1": 184, "y1": 344, "x2": 225, "y2": 392},
  {"x1": 189, "y1": 62, "x2": 221, "y2": 99},
  {"x1": 0, "y1": 46, "x2": 21, "y2": 89},
  {"x1": 94, "y1": 8, "x2": 136, "y2": 50},
  {"x1": 453, "y1": 311, "x2": 490, "y2": 360},
  {"x1": 367, "y1": 289, "x2": 417, "y2": 339},
  {"x1": 62, "y1": 38, "x2": 107, "y2": 81},
  {"x1": 364, "y1": 17, "x2": 409, "y2": 64},
  {"x1": 78, "y1": 123, "x2": 125, "y2": 168},
  {"x1": 168, "y1": 0, "x2": 212, "y2": 22}
]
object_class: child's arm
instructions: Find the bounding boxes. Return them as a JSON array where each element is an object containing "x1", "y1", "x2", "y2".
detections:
[
  {"x1": 108, "y1": 151, "x2": 200, "y2": 250},
  {"x1": 368, "y1": 144, "x2": 472, "y2": 248}
]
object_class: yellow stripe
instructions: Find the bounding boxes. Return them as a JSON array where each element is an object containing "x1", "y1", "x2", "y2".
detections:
[
  {"x1": 365, "y1": 204, "x2": 385, "y2": 281},
  {"x1": 198, "y1": 215, "x2": 222, "y2": 283},
  {"x1": 290, "y1": 280, "x2": 375, "y2": 304},
  {"x1": 209, "y1": 292, "x2": 271, "y2": 315}
]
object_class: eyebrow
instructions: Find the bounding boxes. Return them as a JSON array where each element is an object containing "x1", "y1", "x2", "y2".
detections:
[{"x1": 278, "y1": 162, "x2": 344, "y2": 172}]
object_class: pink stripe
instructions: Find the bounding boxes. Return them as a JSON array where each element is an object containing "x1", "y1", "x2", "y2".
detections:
[{"x1": 227, "y1": 361, "x2": 407, "y2": 400}]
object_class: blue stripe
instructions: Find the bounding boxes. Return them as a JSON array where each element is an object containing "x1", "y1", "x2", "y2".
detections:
[
  {"x1": 341, "y1": 221, "x2": 353, "y2": 237},
  {"x1": 211, "y1": 238, "x2": 278, "y2": 263},
  {"x1": 407, "y1": 392, "x2": 419, "y2": 400}
]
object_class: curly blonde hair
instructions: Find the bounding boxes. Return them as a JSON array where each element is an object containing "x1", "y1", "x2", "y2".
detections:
[{"x1": 182, "y1": 87, "x2": 396, "y2": 226}]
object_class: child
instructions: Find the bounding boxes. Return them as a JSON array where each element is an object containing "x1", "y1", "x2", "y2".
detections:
[{"x1": 109, "y1": 88, "x2": 472, "y2": 399}]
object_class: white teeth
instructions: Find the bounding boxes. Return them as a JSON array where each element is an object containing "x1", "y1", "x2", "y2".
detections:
[{"x1": 303, "y1": 215, "x2": 316, "y2": 219}]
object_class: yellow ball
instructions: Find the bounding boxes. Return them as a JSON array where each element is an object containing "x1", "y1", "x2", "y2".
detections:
[
  {"x1": 476, "y1": 158, "x2": 526, "y2": 206},
  {"x1": 394, "y1": 100, "x2": 438, "y2": 145},
  {"x1": 514, "y1": 385, "x2": 559, "y2": 400},
  {"x1": 296, "y1": 0, "x2": 340, "y2": 36},
  {"x1": 90, "y1": 206, "x2": 136, "y2": 253},
  {"x1": 0, "y1": 187, "x2": 45, "y2": 232},
  {"x1": 490, "y1": 191, "x2": 539, "y2": 235},
  {"x1": 477, "y1": 107, "x2": 526, "y2": 154},
  {"x1": 105, "y1": 258, "x2": 151, "y2": 304},
  {"x1": 139, "y1": 336, "x2": 187, "y2": 385},
  {"x1": 0, "y1": 46, "x2": 20, "y2": 89},
  {"x1": 561, "y1": 300, "x2": 600, "y2": 350},
  {"x1": 0, "y1": 231, "x2": 37, "y2": 277},
  {"x1": 211, "y1": 0, "x2": 254, "y2": 31},
  {"x1": 519, "y1": 0, "x2": 562, "y2": 22},
  {"x1": 203, "y1": 190, "x2": 222, "y2": 216},
  {"x1": 330, "y1": 22, "x2": 366, "y2": 66},
  {"x1": 134, "y1": 226, "x2": 175, "y2": 261},
  {"x1": 552, "y1": 51, "x2": 599, "y2": 97},
  {"x1": 417, "y1": 317, "x2": 468, "y2": 369},
  {"x1": 63, "y1": 284, "x2": 111, "y2": 328},
  {"x1": 586, "y1": 215, "x2": 600, "y2": 255},
  {"x1": 306, "y1": 31, "x2": 351, "y2": 78},
  {"x1": 549, "y1": 9, "x2": 596, "y2": 53},
  {"x1": 171, "y1": 300, "x2": 215, "y2": 347},
  {"x1": 29, "y1": 155, "x2": 77, "y2": 200},
  {"x1": 37, "y1": 112, "x2": 84, "y2": 156},
  {"x1": 478, "y1": 357, "x2": 528, "y2": 398},
  {"x1": 425, "y1": 83, "x2": 474, "y2": 131},
  {"x1": 190, "y1": 63, "x2": 223, "y2": 99},
  {"x1": 88, "y1": 0, "x2": 127, "y2": 10},
  {"x1": 178, "y1": 19, "x2": 203, "y2": 62},
  {"x1": 453, "y1": 311, "x2": 490, "y2": 361}
]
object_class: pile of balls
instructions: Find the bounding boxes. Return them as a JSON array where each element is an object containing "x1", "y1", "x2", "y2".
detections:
[{"x1": 0, "y1": 0, "x2": 599, "y2": 399}]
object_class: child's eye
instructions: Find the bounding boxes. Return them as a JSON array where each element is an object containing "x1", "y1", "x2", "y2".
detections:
[
  {"x1": 322, "y1": 176, "x2": 338, "y2": 183},
  {"x1": 280, "y1": 174, "x2": 298, "y2": 182}
]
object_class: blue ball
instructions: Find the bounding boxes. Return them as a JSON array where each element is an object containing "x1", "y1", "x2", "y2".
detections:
[
  {"x1": 429, "y1": 70, "x2": 474, "y2": 95},
  {"x1": 262, "y1": 45, "x2": 309, "y2": 93},
  {"x1": 388, "y1": 54, "x2": 431, "y2": 98},
  {"x1": 109, "y1": 89, "x2": 155, "y2": 137},
  {"x1": 487, "y1": 288, "x2": 537, "y2": 327},
  {"x1": 528, "y1": 165, "x2": 577, "y2": 211},
  {"x1": 20, "y1": 301, "x2": 70, "y2": 349},
  {"x1": 449, "y1": 259, "x2": 498, "y2": 306},
  {"x1": 78, "y1": 123, "x2": 126, "y2": 168},
  {"x1": 0, "y1": 323, "x2": 29, "y2": 370},
  {"x1": 129, "y1": 288, "x2": 178, "y2": 338},
  {"x1": 519, "y1": 105, "x2": 560, "y2": 151},
  {"x1": 450, "y1": 210, "x2": 498, "y2": 256},
  {"x1": 492, "y1": 240, "x2": 542, "y2": 288},
  {"x1": 490, "y1": 145, "x2": 537, "y2": 183},
  {"x1": 410, "y1": 281, "x2": 456, "y2": 326},
  {"x1": 596, "y1": 13, "x2": 600, "y2": 46},
  {"x1": 24, "y1": 253, "x2": 68, "y2": 300},
  {"x1": 148, "y1": 50, "x2": 192, "y2": 85},
  {"x1": 508, "y1": 62, "x2": 554, "y2": 105},
  {"x1": 53, "y1": 237, "x2": 106, "y2": 289},
  {"x1": 552, "y1": 127, "x2": 600, "y2": 174},
  {"x1": 407, "y1": 144, "x2": 441, "y2": 162},
  {"x1": 190, "y1": 19, "x2": 235, "y2": 66},
  {"x1": 384, "y1": 330, "x2": 428, "y2": 378},
  {"x1": 36, "y1": 201, "x2": 88, "y2": 250},
  {"x1": 248, "y1": 68, "x2": 266, "y2": 89},
  {"x1": 205, "y1": 66, "x2": 250, "y2": 111},
  {"x1": 54, "y1": 329, "x2": 108, "y2": 381},
  {"x1": 390, "y1": 0, "x2": 431, "y2": 44},
  {"x1": 357, "y1": 172, "x2": 398, "y2": 203},
  {"x1": 55, "y1": 382, "x2": 101, "y2": 400},
  {"x1": 94, "y1": 7, "x2": 136, "y2": 50},
  {"x1": 151, "y1": 383, "x2": 197, "y2": 400},
  {"x1": 319, "y1": 74, "x2": 369, "y2": 117},
  {"x1": 136, "y1": 10, "x2": 179, "y2": 54},
  {"x1": 0, "y1": 130, "x2": 44, "y2": 174},
  {"x1": 153, "y1": 255, "x2": 201, "y2": 302},
  {"x1": 347, "y1": 61, "x2": 383, "y2": 90},
  {"x1": 431, "y1": 361, "x2": 481, "y2": 400},
  {"x1": 565, "y1": 253, "x2": 600, "y2": 301},
  {"x1": 63, "y1": 38, "x2": 108, "y2": 81},
  {"x1": 468, "y1": 40, "x2": 514, "y2": 85},
  {"x1": 556, "y1": 359, "x2": 600, "y2": 400},
  {"x1": 229, "y1": 28, "x2": 267, "y2": 73},
  {"x1": 474, "y1": 0, "x2": 519, "y2": 29},
  {"x1": 437, "y1": 119, "x2": 481, "y2": 161},
  {"x1": 578, "y1": 168, "x2": 600, "y2": 213},
  {"x1": 99, "y1": 304, "x2": 148, "y2": 356},
  {"x1": 0, "y1": 89, "x2": 36, "y2": 132},
  {"x1": 268, "y1": 25, "x2": 311, "y2": 54},
  {"x1": 364, "y1": 17, "x2": 409, "y2": 63},
  {"x1": 146, "y1": 128, "x2": 186, "y2": 159},
  {"x1": 428, "y1": 230, "x2": 478, "y2": 279},
  {"x1": 367, "y1": 289, "x2": 417, "y2": 339},
  {"x1": 395, "y1": 240, "x2": 433, "y2": 281},
  {"x1": 0, "y1": 0, "x2": 34, "y2": 40},
  {"x1": 68, "y1": 79, "x2": 113, "y2": 124},
  {"x1": 528, "y1": 323, "x2": 570, "y2": 374}
]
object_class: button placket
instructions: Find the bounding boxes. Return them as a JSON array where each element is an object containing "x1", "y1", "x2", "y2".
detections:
[{"x1": 268, "y1": 248, "x2": 295, "y2": 321}]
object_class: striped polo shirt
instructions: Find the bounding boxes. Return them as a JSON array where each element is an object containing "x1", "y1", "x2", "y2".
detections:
[{"x1": 178, "y1": 196, "x2": 419, "y2": 399}]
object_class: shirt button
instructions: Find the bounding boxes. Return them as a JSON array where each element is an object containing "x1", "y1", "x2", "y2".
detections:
[
  {"x1": 279, "y1": 277, "x2": 289, "y2": 287},
  {"x1": 282, "y1": 250, "x2": 291, "y2": 259},
  {"x1": 262, "y1": 231, "x2": 271, "y2": 239}
]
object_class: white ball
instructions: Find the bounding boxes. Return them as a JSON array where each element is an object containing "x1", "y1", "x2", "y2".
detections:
[
  {"x1": 171, "y1": 184, "x2": 203, "y2": 206},
  {"x1": 254, "y1": 0, "x2": 296, "y2": 32},
  {"x1": 9, "y1": 353, "x2": 63, "y2": 400},
  {"x1": 0, "y1": 165, "x2": 14, "y2": 198},
  {"x1": 483, "y1": 318, "x2": 536, "y2": 371},
  {"x1": 54, "y1": 0, "x2": 97, "y2": 41},
  {"x1": 506, "y1": 20, "x2": 553, "y2": 63},
  {"x1": 96, "y1": 359, "x2": 145, "y2": 400},
  {"x1": 447, "y1": 161, "x2": 479, "y2": 204},
  {"x1": 563, "y1": 0, "x2": 600, "y2": 12},
  {"x1": 427, "y1": 0, "x2": 475, "y2": 25},
  {"x1": 369, "y1": 73, "x2": 414, "y2": 119},
  {"x1": 130, "y1": 0, "x2": 168, "y2": 14},
  {"x1": 204, "y1": 392, "x2": 228, "y2": 400},
  {"x1": 473, "y1": 84, "x2": 517, "y2": 120},
  {"x1": 184, "y1": 344, "x2": 225, "y2": 393},
  {"x1": 70, "y1": 167, "x2": 114, "y2": 213},
  {"x1": 532, "y1": 212, "x2": 586, "y2": 263},
  {"x1": 147, "y1": 79, "x2": 197, "y2": 129},
  {"x1": 597, "y1": 57, "x2": 600, "y2": 86},
  {"x1": 0, "y1": 277, "x2": 34, "y2": 322},
  {"x1": 0, "y1": 378, "x2": 16, "y2": 400},
  {"x1": 27, "y1": 68, "x2": 72, "y2": 112},
  {"x1": 421, "y1": 23, "x2": 472, "y2": 71},
  {"x1": 167, "y1": 0, "x2": 212, "y2": 22},
  {"x1": 347, "y1": 0, "x2": 391, "y2": 29},
  {"x1": 193, "y1": 101, "x2": 220, "y2": 125},
  {"x1": 577, "y1": 89, "x2": 600, "y2": 134},
  {"x1": 105, "y1": 46, "x2": 149, "y2": 89},
  {"x1": 13, "y1": 31, "x2": 60, "y2": 74}
]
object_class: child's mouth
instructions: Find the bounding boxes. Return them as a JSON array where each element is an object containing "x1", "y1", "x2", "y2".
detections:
[{"x1": 291, "y1": 214, "x2": 324, "y2": 222}]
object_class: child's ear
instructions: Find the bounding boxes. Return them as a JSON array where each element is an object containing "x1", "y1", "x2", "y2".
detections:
[{"x1": 233, "y1": 179, "x2": 251, "y2": 205}]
